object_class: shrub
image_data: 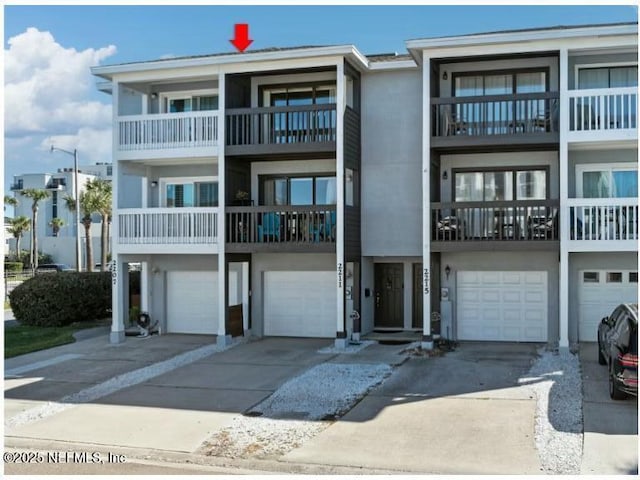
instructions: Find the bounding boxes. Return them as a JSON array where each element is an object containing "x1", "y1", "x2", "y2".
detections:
[
  {"x1": 4, "y1": 262, "x2": 23, "y2": 272},
  {"x1": 10, "y1": 272, "x2": 111, "y2": 327},
  {"x1": 18, "y1": 250, "x2": 54, "y2": 266}
]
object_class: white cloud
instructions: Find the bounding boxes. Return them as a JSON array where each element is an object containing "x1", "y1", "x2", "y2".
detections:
[{"x1": 4, "y1": 27, "x2": 116, "y2": 135}]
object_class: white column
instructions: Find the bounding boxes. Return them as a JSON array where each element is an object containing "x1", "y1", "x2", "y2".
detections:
[
  {"x1": 335, "y1": 61, "x2": 346, "y2": 348},
  {"x1": 559, "y1": 47, "x2": 570, "y2": 349},
  {"x1": 140, "y1": 261, "x2": 149, "y2": 312},
  {"x1": 217, "y1": 72, "x2": 230, "y2": 346},
  {"x1": 421, "y1": 53, "x2": 433, "y2": 350},
  {"x1": 110, "y1": 81, "x2": 125, "y2": 344}
]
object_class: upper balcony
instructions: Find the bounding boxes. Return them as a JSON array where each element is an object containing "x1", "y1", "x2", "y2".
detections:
[
  {"x1": 568, "y1": 87, "x2": 637, "y2": 146},
  {"x1": 431, "y1": 200, "x2": 560, "y2": 251},
  {"x1": 431, "y1": 92, "x2": 560, "y2": 150},
  {"x1": 117, "y1": 207, "x2": 219, "y2": 254},
  {"x1": 225, "y1": 104, "x2": 337, "y2": 158},
  {"x1": 566, "y1": 198, "x2": 638, "y2": 252},
  {"x1": 226, "y1": 205, "x2": 336, "y2": 253},
  {"x1": 117, "y1": 111, "x2": 219, "y2": 161}
]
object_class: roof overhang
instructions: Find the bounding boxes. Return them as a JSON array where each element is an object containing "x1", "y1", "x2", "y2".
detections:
[
  {"x1": 91, "y1": 45, "x2": 370, "y2": 81},
  {"x1": 406, "y1": 23, "x2": 638, "y2": 64}
]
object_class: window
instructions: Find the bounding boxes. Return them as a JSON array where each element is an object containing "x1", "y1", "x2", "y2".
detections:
[
  {"x1": 454, "y1": 168, "x2": 547, "y2": 202},
  {"x1": 629, "y1": 272, "x2": 638, "y2": 283},
  {"x1": 261, "y1": 175, "x2": 337, "y2": 206},
  {"x1": 164, "y1": 180, "x2": 218, "y2": 207},
  {"x1": 577, "y1": 164, "x2": 638, "y2": 198},
  {"x1": 163, "y1": 92, "x2": 219, "y2": 113},
  {"x1": 607, "y1": 272, "x2": 623, "y2": 283},
  {"x1": 578, "y1": 66, "x2": 638, "y2": 89},
  {"x1": 264, "y1": 85, "x2": 336, "y2": 107},
  {"x1": 454, "y1": 70, "x2": 547, "y2": 96},
  {"x1": 583, "y1": 272, "x2": 599, "y2": 283}
]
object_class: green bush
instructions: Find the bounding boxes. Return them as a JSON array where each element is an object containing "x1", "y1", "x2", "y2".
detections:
[
  {"x1": 9, "y1": 272, "x2": 112, "y2": 327},
  {"x1": 4, "y1": 262, "x2": 23, "y2": 272},
  {"x1": 17, "y1": 250, "x2": 54, "y2": 267}
]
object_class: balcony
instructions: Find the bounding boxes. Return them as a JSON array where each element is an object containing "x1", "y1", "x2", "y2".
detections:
[
  {"x1": 568, "y1": 87, "x2": 637, "y2": 144},
  {"x1": 567, "y1": 198, "x2": 638, "y2": 252},
  {"x1": 431, "y1": 92, "x2": 559, "y2": 150},
  {"x1": 431, "y1": 200, "x2": 560, "y2": 251},
  {"x1": 10, "y1": 181, "x2": 23, "y2": 191},
  {"x1": 116, "y1": 111, "x2": 219, "y2": 160},
  {"x1": 225, "y1": 104, "x2": 336, "y2": 157},
  {"x1": 117, "y1": 207, "x2": 219, "y2": 254},
  {"x1": 226, "y1": 205, "x2": 336, "y2": 253}
]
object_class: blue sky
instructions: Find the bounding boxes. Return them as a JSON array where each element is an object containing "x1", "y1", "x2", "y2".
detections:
[{"x1": 3, "y1": 4, "x2": 638, "y2": 200}]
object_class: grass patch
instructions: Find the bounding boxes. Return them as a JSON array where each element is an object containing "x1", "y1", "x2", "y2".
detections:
[
  {"x1": 4, "y1": 320, "x2": 108, "y2": 358},
  {"x1": 4, "y1": 299, "x2": 10, "y2": 310}
]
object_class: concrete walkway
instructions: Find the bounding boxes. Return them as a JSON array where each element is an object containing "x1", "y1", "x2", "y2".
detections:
[{"x1": 580, "y1": 343, "x2": 638, "y2": 475}]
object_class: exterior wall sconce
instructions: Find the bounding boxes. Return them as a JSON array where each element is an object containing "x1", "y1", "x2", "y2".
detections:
[
  {"x1": 442, "y1": 71, "x2": 448, "y2": 80},
  {"x1": 442, "y1": 170, "x2": 448, "y2": 180},
  {"x1": 150, "y1": 181, "x2": 158, "y2": 188},
  {"x1": 150, "y1": 92, "x2": 158, "y2": 99},
  {"x1": 445, "y1": 265, "x2": 451, "y2": 280}
]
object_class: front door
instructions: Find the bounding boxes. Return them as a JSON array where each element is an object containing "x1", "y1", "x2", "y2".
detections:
[
  {"x1": 374, "y1": 263, "x2": 404, "y2": 328},
  {"x1": 412, "y1": 263, "x2": 423, "y2": 328}
]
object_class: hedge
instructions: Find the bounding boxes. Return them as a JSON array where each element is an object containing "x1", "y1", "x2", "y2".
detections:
[
  {"x1": 4, "y1": 262, "x2": 23, "y2": 272},
  {"x1": 10, "y1": 272, "x2": 112, "y2": 327}
]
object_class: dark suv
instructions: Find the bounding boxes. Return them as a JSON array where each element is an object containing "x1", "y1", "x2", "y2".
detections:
[
  {"x1": 35, "y1": 263, "x2": 74, "y2": 273},
  {"x1": 597, "y1": 303, "x2": 638, "y2": 399}
]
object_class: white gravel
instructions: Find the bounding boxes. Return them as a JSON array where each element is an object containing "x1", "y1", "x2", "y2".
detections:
[
  {"x1": 201, "y1": 362, "x2": 393, "y2": 459},
  {"x1": 5, "y1": 342, "x2": 234, "y2": 431},
  {"x1": 518, "y1": 348, "x2": 583, "y2": 474},
  {"x1": 317, "y1": 340, "x2": 375, "y2": 354}
]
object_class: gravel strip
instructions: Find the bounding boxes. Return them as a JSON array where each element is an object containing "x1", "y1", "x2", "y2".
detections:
[
  {"x1": 200, "y1": 362, "x2": 393, "y2": 459},
  {"x1": 317, "y1": 340, "x2": 375, "y2": 354},
  {"x1": 518, "y1": 348, "x2": 583, "y2": 474},
  {"x1": 6, "y1": 342, "x2": 235, "y2": 431}
]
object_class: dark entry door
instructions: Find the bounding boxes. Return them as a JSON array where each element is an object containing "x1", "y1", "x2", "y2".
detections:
[{"x1": 375, "y1": 263, "x2": 404, "y2": 328}]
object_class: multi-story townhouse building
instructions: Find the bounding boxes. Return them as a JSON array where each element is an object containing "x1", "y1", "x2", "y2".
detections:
[
  {"x1": 93, "y1": 22, "x2": 637, "y2": 349},
  {"x1": 9, "y1": 165, "x2": 112, "y2": 267}
]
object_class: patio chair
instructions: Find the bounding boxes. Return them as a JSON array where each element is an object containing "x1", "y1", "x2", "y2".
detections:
[{"x1": 258, "y1": 212, "x2": 281, "y2": 242}]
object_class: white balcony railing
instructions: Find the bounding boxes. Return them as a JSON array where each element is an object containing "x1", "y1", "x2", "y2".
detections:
[
  {"x1": 118, "y1": 208, "x2": 218, "y2": 245},
  {"x1": 569, "y1": 87, "x2": 637, "y2": 133},
  {"x1": 117, "y1": 111, "x2": 219, "y2": 151},
  {"x1": 567, "y1": 198, "x2": 638, "y2": 242}
]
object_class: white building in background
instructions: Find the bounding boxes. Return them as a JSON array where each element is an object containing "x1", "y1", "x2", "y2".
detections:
[{"x1": 9, "y1": 164, "x2": 113, "y2": 268}]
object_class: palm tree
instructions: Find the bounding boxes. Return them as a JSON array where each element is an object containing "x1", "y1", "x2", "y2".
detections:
[
  {"x1": 64, "y1": 190, "x2": 98, "y2": 272},
  {"x1": 49, "y1": 217, "x2": 65, "y2": 237},
  {"x1": 85, "y1": 179, "x2": 112, "y2": 271},
  {"x1": 20, "y1": 189, "x2": 49, "y2": 269},
  {"x1": 4, "y1": 195, "x2": 18, "y2": 211},
  {"x1": 8, "y1": 216, "x2": 30, "y2": 261}
]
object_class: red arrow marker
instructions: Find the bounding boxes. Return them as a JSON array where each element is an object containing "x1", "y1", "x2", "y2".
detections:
[{"x1": 230, "y1": 24, "x2": 253, "y2": 53}]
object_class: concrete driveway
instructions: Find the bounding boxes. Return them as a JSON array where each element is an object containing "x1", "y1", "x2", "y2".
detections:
[
  {"x1": 283, "y1": 342, "x2": 544, "y2": 475},
  {"x1": 7, "y1": 336, "x2": 590, "y2": 475},
  {"x1": 580, "y1": 342, "x2": 638, "y2": 475}
]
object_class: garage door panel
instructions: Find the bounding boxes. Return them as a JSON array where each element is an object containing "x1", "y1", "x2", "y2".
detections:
[
  {"x1": 578, "y1": 270, "x2": 638, "y2": 342},
  {"x1": 457, "y1": 271, "x2": 547, "y2": 342},
  {"x1": 167, "y1": 271, "x2": 218, "y2": 335},
  {"x1": 264, "y1": 271, "x2": 335, "y2": 338}
]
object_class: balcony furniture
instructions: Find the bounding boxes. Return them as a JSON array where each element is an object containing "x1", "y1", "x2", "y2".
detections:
[
  {"x1": 258, "y1": 212, "x2": 282, "y2": 242},
  {"x1": 527, "y1": 211, "x2": 558, "y2": 240},
  {"x1": 443, "y1": 109, "x2": 467, "y2": 136},
  {"x1": 310, "y1": 210, "x2": 337, "y2": 242},
  {"x1": 493, "y1": 210, "x2": 521, "y2": 240},
  {"x1": 435, "y1": 215, "x2": 466, "y2": 240}
]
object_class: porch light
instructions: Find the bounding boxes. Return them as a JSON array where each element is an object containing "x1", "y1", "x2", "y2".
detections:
[
  {"x1": 442, "y1": 71, "x2": 448, "y2": 80},
  {"x1": 442, "y1": 170, "x2": 448, "y2": 180},
  {"x1": 445, "y1": 265, "x2": 451, "y2": 280},
  {"x1": 150, "y1": 181, "x2": 158, "y2": 188},
  {"x1": 150, "y1": 92, "x2": 158, "y2": 99}
]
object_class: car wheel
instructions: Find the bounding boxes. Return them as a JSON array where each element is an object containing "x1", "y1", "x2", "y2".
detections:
[
  {"x1": 609, "y1": 363, "x2": 627, "y2": 400},
  {"x1": 598, "y1": 339, "x2": 606, "y2": 365}
]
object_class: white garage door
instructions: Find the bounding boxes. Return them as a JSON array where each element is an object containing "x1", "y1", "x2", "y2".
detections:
[
  {"x1": 578, "y1": 270, "x2": 638, "y2": 342},
  {"x1": 457, "y1": 271, "x2": 548, "y2": 342},
  {"x1": 167, "y1": 271, "x2": 218, "y2": 334},
  {"x1": 264, "y1": 271, "x2": 336, "y2": 338}
]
